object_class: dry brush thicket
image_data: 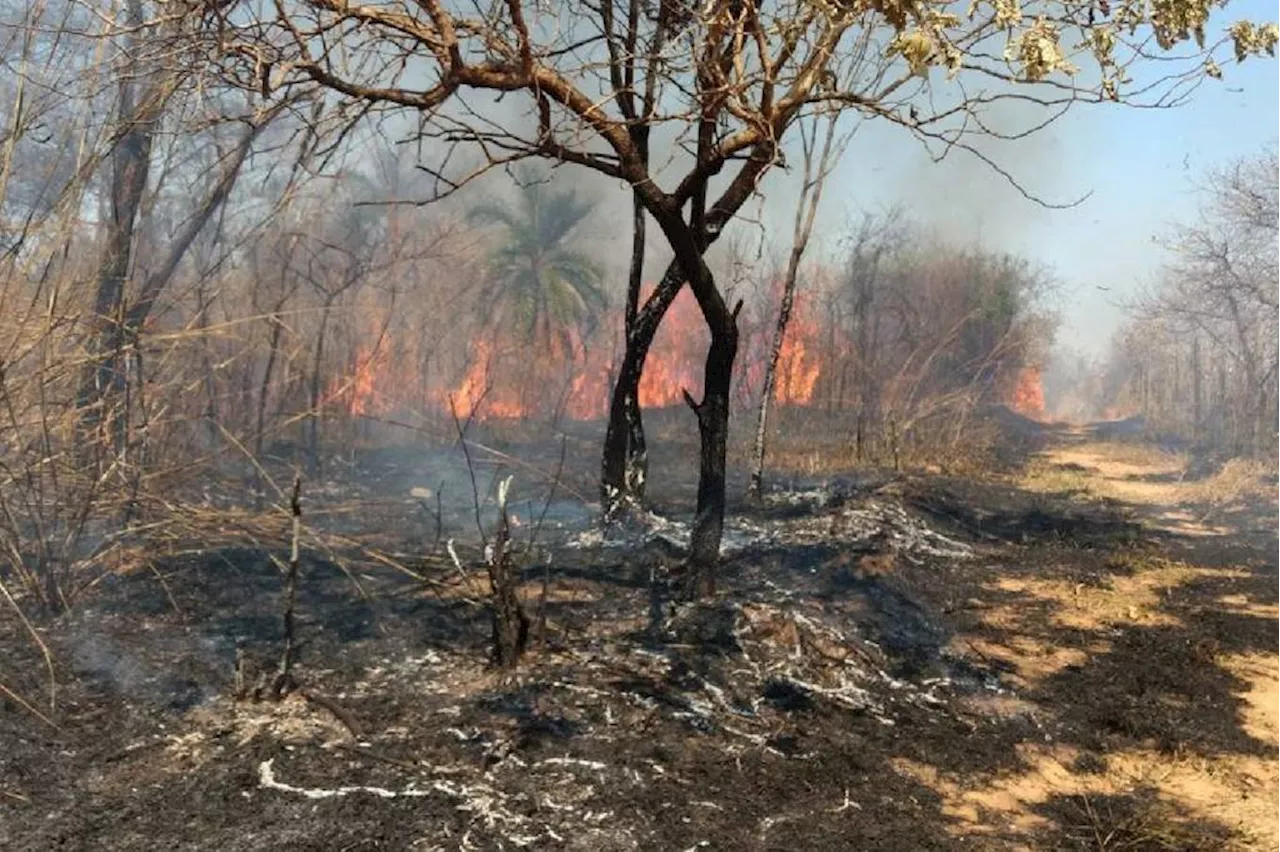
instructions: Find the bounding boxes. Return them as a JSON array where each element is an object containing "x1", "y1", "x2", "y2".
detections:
[{"x1": 193, "y1": 0, "x2": 1278, "y2": 574}]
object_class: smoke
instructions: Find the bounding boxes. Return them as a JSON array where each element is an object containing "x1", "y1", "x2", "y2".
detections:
[
  {"x1": 884, "y1": 100, "x2": 1072, "y2": 253},
  {"x1": 68, "y1": 621, "x2": 231, "y2": 712}
]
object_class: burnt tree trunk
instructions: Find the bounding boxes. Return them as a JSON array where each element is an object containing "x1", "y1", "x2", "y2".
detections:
[
  {"x1": 601, "y1": 262, "x2": 682, "y2": 519},
  {"x1": 684, "y1": 303, "x2": 739, "y2": 596},
  {"x1": 623, "y1": 195, "x2": 648, "y2": 499},
  {"x1": 647, "y1": 191, "x2": 741, "y2": 596},
  {"x1": 600, "y1": 147, "x2": 775, "y2": 520},
  {"x1": 488, "y1": 477, "x2": 528, "y2": 667}
]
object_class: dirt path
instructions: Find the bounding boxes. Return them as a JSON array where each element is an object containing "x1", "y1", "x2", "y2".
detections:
[{"x1": 921, "y1": 431, "x2": 1280, "y2": 849}]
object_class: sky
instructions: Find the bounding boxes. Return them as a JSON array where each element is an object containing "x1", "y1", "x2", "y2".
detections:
[
  {"x1": 787, "y1": 4, "x2": 1280, "y2": 358},
  {"x1": 376, "y1": 3, "x2": 1279, "y2": 362}
]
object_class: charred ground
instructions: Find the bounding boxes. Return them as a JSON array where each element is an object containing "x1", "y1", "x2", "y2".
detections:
[{"x1": 1, "y1": 415, "x2": 1276, "y2": 851}]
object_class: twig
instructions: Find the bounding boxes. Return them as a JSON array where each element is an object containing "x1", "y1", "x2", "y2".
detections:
[
  {"x1": 0, "y1": 676, "x2": 59, "y2": 731},
  {"x1": 272, "y1": 473, "x2": 302, "y2": 698},
  {"x1": 537, "y1": 553, "x2": 551, "y2": 651},
  {"x1": 334, "y1": 742, "x2": 419, "y2": 771},
  {"x1": 448, "y1": 396, "x2": 488, "y2": 546},
  {"x1": 526, "y1": 434, "x2": 567, "y2": 554},
  {"x1": 301, "y1": 688, "x2": 363, "y2": 739},
  {"x1": 0, "y1": 577, "x2": 56, "y2": 711}
]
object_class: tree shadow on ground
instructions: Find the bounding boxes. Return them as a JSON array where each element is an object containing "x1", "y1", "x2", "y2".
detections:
[{"x1": 1033, "y1": 787, "x2": 1245, "y2": 851}]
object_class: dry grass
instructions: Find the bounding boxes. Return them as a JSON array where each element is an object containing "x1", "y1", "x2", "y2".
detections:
[{"x1": 1020, "y1": 442, "x2": 1277, "y2": 520}]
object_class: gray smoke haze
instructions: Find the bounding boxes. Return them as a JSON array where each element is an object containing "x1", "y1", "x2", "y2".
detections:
[{"x1": 888, "y1": 107, "x2": 1070, "y2": 251}]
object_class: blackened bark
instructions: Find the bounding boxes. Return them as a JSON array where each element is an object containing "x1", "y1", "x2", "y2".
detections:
[
  {"x1": 271, "y1": 475, "x2": 302, "y2": 698},
  {"x1": 684, "y1": 303, "x2": 739, "y2": 596},
  {"x1": 623, "y1": 193, "x2": 648, "y2": 500},
  {"x1": 600, "y1": 145, "x2": 774, "y2": 519},
  {"x1": 601, "y1": 261, "x2": 683, "y2": 518},
  {"x1": 644, "y1": 190, "x2": 740, "y2": 597},
  {"x1": 488, "y1": 478, "x2": 528, "y2": 668}
]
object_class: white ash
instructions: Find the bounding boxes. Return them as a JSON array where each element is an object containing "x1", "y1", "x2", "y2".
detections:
[
  {"x1": 566, "y1": 491, "x2": 971, "y2": 564},
  {"x1": 565, "y1": 507, "x2": 774, "y2": 555}
]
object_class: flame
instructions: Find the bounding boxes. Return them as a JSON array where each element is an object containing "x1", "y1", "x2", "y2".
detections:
[
  {"x1": 446, "y1": 338, "x2": 530, "y2": 420},
  {"x1": 326, "y1": 278, "x2": 829, "y2": 425},
  {"x1": 325, "y1": 338, "x2": 390, "y2": 417},
  {"x1": 1008, "y1": 366, "x2": 1045, "y2": 420},
  {"x1": 771, "y1": 298, "x2": 822, "y2": 405},
  {"x1": 638, "y1": 286, "x2": 707, "y2": 408},
  {"x1": 1100, "y1": 404, "x2": 1139, "y2": 421}
]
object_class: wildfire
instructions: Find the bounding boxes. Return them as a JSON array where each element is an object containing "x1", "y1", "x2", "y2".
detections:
[
  {"x1": 637, "y1": 286, "x2": 707, "y2": 408},
  {"x1": 1008, "y1": 366, "x2": 1046, "y2": 420},
  {"x1": 325, "y1": 339, "x2": 390, "y2": 417},
  {"x1": 324, "y1": 280, "x2": 830, "y2": 425},
  {"x1": 771, "y1": 303, "x2": 822, "y2": 405},
  {"x1": 448, "y1": 339, "x2": 529, "y2": 420}
]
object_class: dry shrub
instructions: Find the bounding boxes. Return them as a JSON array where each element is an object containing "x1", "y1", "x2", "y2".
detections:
[
  {"x1": 1045, "y1": 789, "x2": 1248, "y2": 851},
  {"x1": 1197, "y1": 457, "x2": 1276, "y2": 507}
]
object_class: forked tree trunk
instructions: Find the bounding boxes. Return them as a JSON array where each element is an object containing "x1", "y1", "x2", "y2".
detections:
[
  {"x1": 600, "y1": 262, "x2": 683, "y2": 518},
  {"x1": 684, "y1": 310, "x2": 739, "y2": 595},
  {"x1": 647, "y1": 199, "x2": 742, "y2": 595},
  {"x1": 600, "y1": 146, "x2": 776, "y2": 522}
]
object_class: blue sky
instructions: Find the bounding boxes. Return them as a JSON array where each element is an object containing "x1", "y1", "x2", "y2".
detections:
[{"x1": 779, "y1": 6, "x2": 1280, "y2": 357}]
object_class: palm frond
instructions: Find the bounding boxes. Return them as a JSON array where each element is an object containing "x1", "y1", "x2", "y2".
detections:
[
  {"x1": 470, "y1": 168, "x2": 610, "y2": 347},
  {"x1": 467, "y1": 201, "x2": 521, "y2": 232},
  {"x1": 535, "y1": 189, "x2": 596, "y2": 248}
]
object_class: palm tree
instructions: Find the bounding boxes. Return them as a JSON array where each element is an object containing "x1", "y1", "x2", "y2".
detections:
[{"x1": 467, "y1": 167, "x2": 607, "y2": 354}]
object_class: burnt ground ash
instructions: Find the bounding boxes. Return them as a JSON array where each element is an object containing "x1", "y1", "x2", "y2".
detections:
[{"x1": 1, "y1": 440, "x2": 1276, "y2": 851}]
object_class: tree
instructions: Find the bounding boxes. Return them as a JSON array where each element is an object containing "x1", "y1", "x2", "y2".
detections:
[
  {"x1": 467, "y1": 168, "x2": 608, "y2": 357},
  {"x1": 1107, "y1": 147, "x2": 1279, "y2": 454},
  {"x1": 77, "y1": 0, "x2": 293, "y2": 458},
  {"x1": 748, "y1": 110, "x2": 844, "y2": 499},
  {"x1": 199, "y1": 0, "x2": 1278, "y2": 593}
]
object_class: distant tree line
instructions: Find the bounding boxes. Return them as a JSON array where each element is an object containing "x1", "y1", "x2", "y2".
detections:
[{"x1": 1099, "y1": 148, "x2": 1278, "y2": 457}]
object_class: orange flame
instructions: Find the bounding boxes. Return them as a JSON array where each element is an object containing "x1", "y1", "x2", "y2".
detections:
[
  {"x1": 1008, "y1": 366, "x2": 1045, "y2": 420},
  {"x1": 325, "y1": 339, "x2": 390, "y2": 417},
  {"x1": 329, "y1": 279, "x2": 832, "y2": 425},
  {"x1": 771, "y1": 298, "x2": 822, "y2": 405},
  {"x1": 445, "y1": 338, "x2": 530, "y2": 420}
]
